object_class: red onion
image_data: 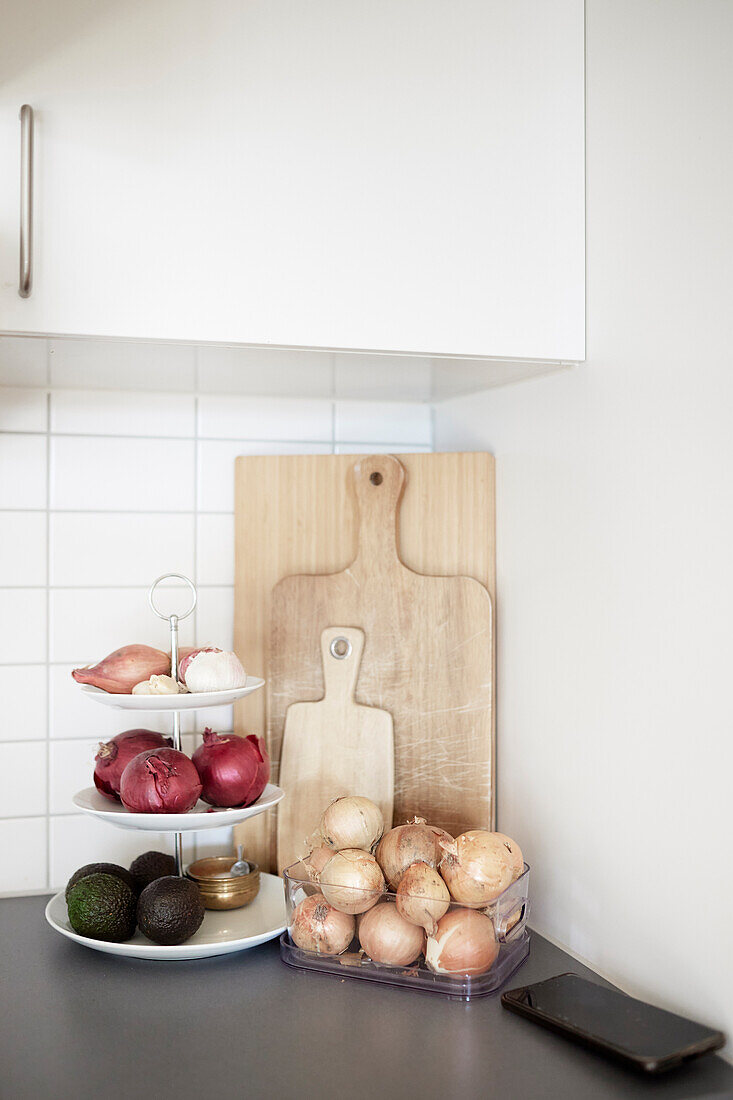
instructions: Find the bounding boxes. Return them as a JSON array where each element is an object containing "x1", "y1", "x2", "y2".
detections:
[
  {"x1": 72, "y1": 644, "x2": 170, "y2": 694},
  {"x1": 94, "y1": 729, "x2": 172, "y2": 801},
  {"x1": 119, "y1": 748, "x2": 202, "y2": 813},
  {"x1": 192, "y1": 729, "x2": 270, "y2": 808}
]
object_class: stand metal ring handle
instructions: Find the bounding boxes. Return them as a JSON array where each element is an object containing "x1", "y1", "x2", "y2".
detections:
[{"x1": 147, "y1": 573, "x2": 197, "y2": 622}]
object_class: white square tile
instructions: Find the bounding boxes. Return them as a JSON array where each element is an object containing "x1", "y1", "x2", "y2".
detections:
[
  {"x1": 198, "y1": 395, "x2": 333, "y2": 441},
  {"x1": 0, "y1": 336, "x2": 48, "y2": 387},
  {"x1": 189, "y1": 705, "x2": 234, "y2": 734},
  {"x1": 49, "y1": 664, "x2": 193, "y2": 738},
  {"x1": 196, "y1": 514, "x2": 234, "y2": 585},
  {"x1": 0, "y1": 589, "x2": 46, "y2": 662},
  {"x1": 0, "y1": 742, "x2": 47, "y2": 816},
  {"x1": 50, "y1": 513, "x2": 194, "y2": 587},
  {"x1": 49, "y1": 338, "x2": 196, "y2": 391},
  {"x1": 0, "y1": 434, "x2": 47, "y2": 509},
  {"x1": 198, "y1": 346, "x2": 333, "y2": 398},
  {"x1": 194, "y1": 825, "x2": 235, "y2": 860},
  {"x1": 334, "y1": 444, "x2": 433, "y2": 455},
  {"x1": 0, "y1": 512, "x2": 46, "y2": 585},
  {"x1": 195, "y1": 586, "x2": 234, "y2": 652},
  {"x1": 0, "y1": 388, "x2": 47, "y2": 431},
  {"x1": 50, "y1": 588, "x2": 194, "y2": 664},
  {"x1": 0, "y1": 666, "x2": 47, "y2": 741},
  {"x1": 334, "y1": 354, "x2": 431, "y2": 401},
  {"x1": 51, "y1": 390, "x2": 195, "y2": 437},
  {"x1": 50, "y1": 739, "x2": 99, "y2": 815},
  {"x1": 51, "y1": 436, "x2": 195, "y2": 511},
  {"x1": 49, "y1": 815, "x2": 179, "y2": 891},
  {"x1": 0, "y1": 817, "x2": 47, "y2": 893},
  {"x1": 198, "y1": 440, "x2": 332, "y2": 512},
  {"x1": 334, "y1": 401, "x2": 432, "y2": 445}
]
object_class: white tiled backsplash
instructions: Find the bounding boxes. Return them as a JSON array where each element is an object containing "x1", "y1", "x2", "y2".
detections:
[{"x1": 0, "y1": 336, "x2": 432, "y2": 896}]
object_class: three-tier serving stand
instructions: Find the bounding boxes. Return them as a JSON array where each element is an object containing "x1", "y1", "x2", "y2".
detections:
[{"x1": 45, "y1": 574, "x2": 286, "y2": 961}]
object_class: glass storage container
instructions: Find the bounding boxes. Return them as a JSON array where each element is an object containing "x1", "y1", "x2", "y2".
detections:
[{"x1": 280, "y1": 861, "x2": 530, "y2": 1000}]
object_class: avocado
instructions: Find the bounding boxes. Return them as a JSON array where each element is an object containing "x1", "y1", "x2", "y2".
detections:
[
  {"x1": 66, "y1": 873, "x2": 137, "y2": 942},
  {"x1": 137, "y1": 876, "x2": 204, "y2": 945},
  {"x1": 129, "y1": 851, "x2": 176, "y2": 893},
  {"x1": 65, "y1": 861, "x2": 137, "y2": 902}
]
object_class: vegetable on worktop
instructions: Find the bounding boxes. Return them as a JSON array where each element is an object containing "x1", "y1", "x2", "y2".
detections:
[
  {"x1": 375, "y1": 818, "x2": 452, "y2": 889},
  {"x1": 72, "y1": 643, "x2": 248, "y2": 695},
  {"x1": 439, "y1": 830, "x2": 524, "y2": 906},
  {"x1": 318, "y1": 795, "x2": 385, "y2": 852},
  {"x1": 319, "y1": 848, "x2": 385, "y2": 915},
  {"x1": 136, "y1": 876, "x2": 205, "y2": 946},
  {"x1": 178, "y1": 648, "x2": 247, "y2": 693},
  {"x1": 72, "y1": 644, "x2": 170, "y2": 693},
  {"x1": 395, "y1": 861, "x2": 450, "y2": 936},
  {"x1": 290, "y1": 893, "x2": 355, "y2": 955},
  {"x1": 119, "y1": 748, "x2": 202, "y2": 814},
  {"x1": 357, "y1": 902, "x2": 425, "y2": 967},
  {"x1": 192, "y1": 729, "x2": 269, "y2": 808}
]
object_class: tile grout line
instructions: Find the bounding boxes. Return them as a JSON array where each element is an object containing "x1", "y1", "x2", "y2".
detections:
[
  {"x1": 44, "y1": 366, "x2": 51, "y2": 890},
  {"x1": 192, "y1": 347, "x2": 200, "y2": 864}
]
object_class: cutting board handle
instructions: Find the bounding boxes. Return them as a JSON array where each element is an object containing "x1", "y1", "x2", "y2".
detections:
[
  {"x1": 320, "y1": 626, "x2": 365, "y2": 703},
  {"x1": 352, "y1": 454, "x2": 406, "y2": 569}
]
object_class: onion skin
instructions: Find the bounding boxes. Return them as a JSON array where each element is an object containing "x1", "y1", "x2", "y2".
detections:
[
  {"x1": 439, "y1": 831, "x2": 524, "y2": 906},
  {"x1": 396, "y1": 861, "x2": 450, "y2": 936},
  {"x1": 376, "y1": 818, "x2": 453, "y2": 889},
  {"x1": 425, "y1": 908, "x2": 499, "y2": 976},
  {"x1": 72, "y1": 645, "x2": 170, "y2": 694},
  {"x1": 93, "y1": 729, "x2": 172, "y2": 801},
  {"x1": 320, "y1": 796, "x2": 384, "y2": 852},
  {"x1": 290, "y1": 893, "x2": 355, "y2": 955},
  {"x1": 119, "y1": 748, "x2": 202, "y2": 813},
  {"x1": 319, "y1": 848, "x2": 385, "y2": 914},
  {"x1": 302, "y1": 846, "x2": 332, "y2": 880},
  {"x1": 358, "y1": 902, "x2": 425, "y2": 966},
  {"x1": 192, "y1": 729, "x2": 270, "y2": 808}
]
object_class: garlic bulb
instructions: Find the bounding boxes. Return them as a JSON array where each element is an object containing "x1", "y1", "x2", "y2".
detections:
[
  {"x1": 132, "y1": 675, "x2": 187, "y2": 696},
  {"x1": 179, "y1": 649, "x2": 247, "y2": 693}
]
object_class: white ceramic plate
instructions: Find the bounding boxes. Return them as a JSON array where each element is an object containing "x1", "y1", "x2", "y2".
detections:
[
  {"x1": 72, "y1": 783, "x2": 284, "y2": 832},
  {"x1": 45, "y1": 873, "x2": 287, "y2": 961},
  {"x1": 79, "y1": 677, "x2": 265, "y2": 711}
]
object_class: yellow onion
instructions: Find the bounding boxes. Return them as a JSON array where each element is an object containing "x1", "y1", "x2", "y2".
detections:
[
  {"x1": 375, "y1": 818, "x2": 453, "y2": 889},
  {"x1": 425, "y1": 908, "x2": 499, "y2": 976},
  {"x1": 290, "y1": 893, "x2": 355, "y2": 955},
  {"x1": 358, "y1": 902, "x2": 425, "y2": 966},
  {"x1": 302, "y1": 845, "x2": 332, "y2": 880},
  {"x1": 439, "y1": 830, "x2": 524, "y2": 906},
  {"x1": 395, "y1": 861, "x2": 450, "y2": 936},
  {"x1": 319, "y1": 848, "x2": 384, "y2": 914},
  {"x1": 319, "y1": 796, "x2": 384, "y2": 852}
]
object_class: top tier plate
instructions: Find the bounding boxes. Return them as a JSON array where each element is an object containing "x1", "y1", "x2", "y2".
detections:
[{"x1": 80, "y1": 676, "x2": 265, "y2": 711}]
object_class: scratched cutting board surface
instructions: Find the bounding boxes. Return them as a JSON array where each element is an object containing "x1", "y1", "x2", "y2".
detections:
[
  {"x1": 269, "y1": 453, "x2": 493, "y2": 843},
  {"x1": 276, "y1": 626, "x2": 394, "y2": 873},
  {"x1": 233, "y1": 450, "x2": 495, "y2": 871}
]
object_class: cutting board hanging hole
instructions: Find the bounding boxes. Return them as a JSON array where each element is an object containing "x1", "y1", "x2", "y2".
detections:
[
  {"x1": 329, "y1": 636, "x2": 352, "y2": 660},
  {"x1": 370, "y1": 471, "x2": 383, "y2": 486}
]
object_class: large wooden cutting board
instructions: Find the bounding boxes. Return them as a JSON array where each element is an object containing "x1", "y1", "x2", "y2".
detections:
[
  {"x1": 270, "y1": 453, "x2": 493, "y2": 844},
  {"x1": 277, "y1": 626, "x2": 394, "y2": 873},
  {"x1": 233, "y1": 450, "x2": 495, "y2": 871}
]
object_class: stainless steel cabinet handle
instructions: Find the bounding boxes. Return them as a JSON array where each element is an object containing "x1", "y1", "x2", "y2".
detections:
[{"x1": 19, "y1": 104, "x2": 34, "y2": 298}]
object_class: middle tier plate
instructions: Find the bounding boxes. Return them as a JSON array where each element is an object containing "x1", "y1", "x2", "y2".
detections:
[{"x1": 72, "y1": 783, "x2": 284, "y2": 832}]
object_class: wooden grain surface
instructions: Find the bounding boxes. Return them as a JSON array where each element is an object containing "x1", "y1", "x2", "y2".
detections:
[
  {"x1": 233, "y1": 450, "x2": 495, "y2": 871},
  {"x1": 276, "y1": 626, "x2": 394, "y2": 873}
]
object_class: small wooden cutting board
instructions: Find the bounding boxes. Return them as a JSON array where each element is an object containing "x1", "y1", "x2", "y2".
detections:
[{"x1": 276, "y1": 626, "x2": 394, "y2": 872}]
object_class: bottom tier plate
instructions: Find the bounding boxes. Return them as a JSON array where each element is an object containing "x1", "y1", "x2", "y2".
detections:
[{"x1": 45, "y1": 872, "x2": 286, "y2": 961}]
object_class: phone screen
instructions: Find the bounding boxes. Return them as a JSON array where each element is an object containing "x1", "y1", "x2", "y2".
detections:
[{"x1": 502, "y1": 973, "x2": 724, "y2": 1072}]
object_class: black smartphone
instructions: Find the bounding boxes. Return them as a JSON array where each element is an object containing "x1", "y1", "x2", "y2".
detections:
[{"x1": 501, "y1": 972, "x2": 725, "y2": 1074}]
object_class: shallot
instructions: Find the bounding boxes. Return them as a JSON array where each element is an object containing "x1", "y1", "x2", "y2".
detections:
[
  {"x1": 375, "y1": 818, "x2": 453, "y2": 888},
  {"x1": 290, "y1": 893, "x2": 355, "y2": 955},
  {"x1": 178, "y1": 648, "x2": 247, "y2": 693},
  {"x1": 119, "y1": 748, "x2": 202, "y2": 813},
  {"x1": 439, "y1": 830, "x2": 524, "y2": 906},
  {"x1": 93, "y1": 729, "x2": 171, "y2": 801},
  {"x1": 319, "y1": 848, "x2": 385, "y2": 914},
  {"x1": 192, "y1": 729, "x2": 270, "y2": 807},
  {"x1": 319, "y1": 796, "x2": 384, "y2": 852},
  {"x1": 72, "y1": 644, "x2": 169, "y2": 694},
  {"x1": 358, "y1": 902, "x2": 425, "y2": 966},
  {"x1": 425, "y1": 908, "x2": 499, "y2": 976},
  {"x1": 396, "y1": 861, "x2": 450, "y2": 936}
]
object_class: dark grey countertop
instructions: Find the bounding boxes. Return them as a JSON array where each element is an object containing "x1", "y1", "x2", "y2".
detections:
[{"x1": 1, "y1": 894, "x2": 730, "y2": 1100}]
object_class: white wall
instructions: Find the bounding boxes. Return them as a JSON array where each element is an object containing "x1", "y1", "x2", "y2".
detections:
[
  {"x1": 0, "y1": 336, "x2": 430, "y2": 895},
  {"x1": 436, "y1": 0, "x2": 733, "y2": 1053}
]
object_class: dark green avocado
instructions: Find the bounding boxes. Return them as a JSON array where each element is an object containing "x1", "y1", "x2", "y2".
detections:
[
  {"x1": 65, "y1": 862, "x2": 136, "y2": 903},
  {"x1": 66, "y1": 873, "x2": 137, "y2": 942},
  {"x1": 136, "y1": 876, "x2": 204, "y2": 945},
  {"x1": 129, "y1": 851, "x2": 177, "y2": 893}
]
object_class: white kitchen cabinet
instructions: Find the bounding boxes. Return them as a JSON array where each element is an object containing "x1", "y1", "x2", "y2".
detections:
[{"x1": 0, "y1": 0, "x2": 584, "y2": 360}]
